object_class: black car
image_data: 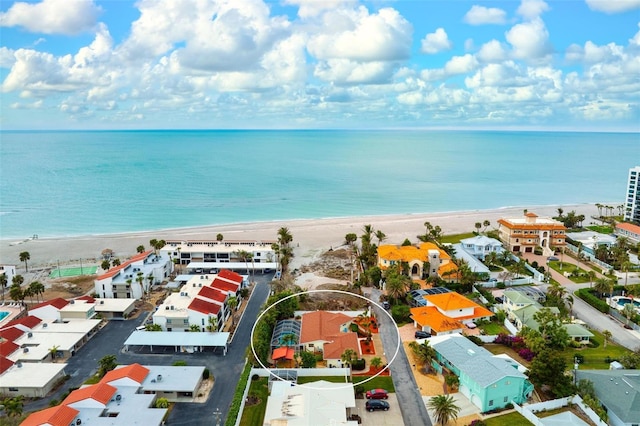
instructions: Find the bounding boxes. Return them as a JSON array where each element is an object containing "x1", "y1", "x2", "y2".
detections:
[
  {"x1": 382, "y1": 301, "x2": 390, "y2": 310},
  {"x1": 415, "y1": 330, "x2": 430, "y2": 339},
  {"x1": 365, "y1": 399, "x2": 390, "y2": 412}
]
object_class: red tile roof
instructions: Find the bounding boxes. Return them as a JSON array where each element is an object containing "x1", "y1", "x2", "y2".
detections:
[
  {"x1": 0, "y1": 340, "x2": 19, "y2": 357},
  {"x1": 0, "y1": 355, "x2": 14, "y2": 374},
  {"x1": 300, "y1": 311, "x2": 352, "y2": 344},
  {"x1": 198, "y1": 286, "x2": 227, "y2": 304},
  {"x1": 272, "y1": 347, "x2": 295, "y2": 360},
  {"x1": 30, "y1": 297, "x2": 69, "y2": 310},
  {"x1": 76, "y1": 295, "x2": 96, "y2": 303},
  {"x1": 323, "y1": 333, "x2": 360, "y2": 360},
  {"x1": 188, "y1": 298, "x2": 221, "y2": 315},
  {"x1": 0, "y1": 327, "x2": 24, "y2": 342},
  {"x1": 21, "y1": 405, "x2": 79, "y2": 426},
  {"x1": 218, "y1": 269, "x2": 243, "y2": 283},
  {"x1": 100, "y1": 363, "x2": 149, "y2": 385},
  {"x1": 97, "y1": 251, "x2": 153, "y2": 280},
  {"x1": 63, "y1": 383, "x2": 117, "y2": 406},
  {"x1": 5, "y1": 315, "x2": 42, "y2": 329},
  {"x1": 210, "y1": 278, "x2": 239, "y2": 293}
]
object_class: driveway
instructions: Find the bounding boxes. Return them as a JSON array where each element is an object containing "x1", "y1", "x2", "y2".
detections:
[
  {"x1": 522, "y1": 252, "x2": 640, "y2": 351},
  {"x1": 355, "y1": 394, "x2": 403, "y2": 425},
  {"x1": 370, "y1": 288, "x2": 433, "y2": 426},
  {"x1": 423, "y1": 392, "x2": 479, "y2": 424}
]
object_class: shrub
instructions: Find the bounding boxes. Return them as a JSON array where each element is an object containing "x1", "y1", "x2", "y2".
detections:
[
  {"x1": 575, "y1": 354, "x2": 585, "y2": 364},
  {"x1": 351, "y1": 358, "x2": 366, "y2": 371},
  {"x1": 172, "y1": 360, "x2": 187, "y2": 366},
  {"x1": 466, "y1": 335, "x2": 484, "y2": 346},
  {"x1": 251, "y1": 374, "x2": 260, "y2": 381},
  {"x1": 497, "y1": 282, "x2": 506, "y2": 289},
  {"x1": 225, "y1": 362, "x2": 251, "y2": 426},
  {"x1": 576, "y1": 289, "x2": 610, "y2": 313},
  {"x1": 517, "y1": 348, "x2": 535, "y2": 361},
  {"x1": 203, "y1": 369, "x2": 210, "y2": 380},
  {"x1": 354, "y1": 385, "x2": 364, "y2": 396},
  {"x1": 391, "y1": 305, "x2": 411, "y2": 323},
  {"x1": 505, "y1": 402, "x2": 514, "y2": 409},
  {"x1": 470, "y1": 420, "x2": 488, "y2": 426}
]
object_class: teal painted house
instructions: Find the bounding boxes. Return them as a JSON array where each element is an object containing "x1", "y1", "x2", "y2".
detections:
[{"x1": 429, "y1": 334, "x2": 534, "y2": 413}]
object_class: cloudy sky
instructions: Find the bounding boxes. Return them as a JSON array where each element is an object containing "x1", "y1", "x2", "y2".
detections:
[{"x1": 1, "y1": 0, "x2": 639, "y2": 130}]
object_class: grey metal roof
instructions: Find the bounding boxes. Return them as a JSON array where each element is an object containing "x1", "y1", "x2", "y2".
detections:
[
  {"x1": 271, "y1": 319, "x2": 301, "y2": 347},
  {"x1": 431, "y1": 334, "x2": 493, "y2": 367},
  {"x1": 575, "y1": 369, "x2": 640, "y2": 423}
]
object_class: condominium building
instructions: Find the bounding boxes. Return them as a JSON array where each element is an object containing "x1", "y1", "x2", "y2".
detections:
[
  {"x1": 624, "y1": 166, "x2": 640, "y2": 224},
  {"x1": 497, "y1": 212, "x2": 566, "y2": 254}
]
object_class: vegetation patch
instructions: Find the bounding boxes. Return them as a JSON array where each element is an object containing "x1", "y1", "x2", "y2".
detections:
[
  {"x1": 239, "y1": 377, "x2": 269, "y2": 426},
  {"x1": 586, "y1": 225, "x2": 613, "y2": 234},
  {"x1": 483, "y1": 411, "x2": 531, "y2": 426},
  {"x1": 296, "y1": 376, "x2": 349, "y2": 384},
  {"x1": 225, "y1": 362, "x2": 252, "y2": 426},
  {"x1": 559, "y1": 329, "x2": 632, "y2": 369},
  {"x1": 352, "y1": 375, "x2": 395, "y2": 392},
  {"x1": 439, "y1": 232, "x2": 476, "y2": 244}
]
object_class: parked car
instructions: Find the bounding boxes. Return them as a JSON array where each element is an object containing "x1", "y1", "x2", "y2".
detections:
[
  {"x1": 365, "y1": 400, "x2": 390, "y2": 412},
  {"x1": 547, "y1": 256, "x2": 559, "y2": 261},
  {"x1": 415, "y1": 330, "x2": 430, "y2": 339},
  {"x1": 365, "y1": 389, "x2": 389, "y2": 399},
  {"x1": 382, "y1": 301, "x2": 390, "y2": 310}
]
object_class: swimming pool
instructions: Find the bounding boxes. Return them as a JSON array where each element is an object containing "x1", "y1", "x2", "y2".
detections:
[
  {"x1": 615, "y1": 297, "x2": 640, "y2": 308},
  {"x1": 0, "y1": 311, "x2": 9, "y2": 321}
]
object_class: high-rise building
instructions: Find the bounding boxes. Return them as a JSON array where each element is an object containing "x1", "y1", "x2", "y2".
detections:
[{"x1": 624, "y1": 166, "x2": 640, "y2": 224}]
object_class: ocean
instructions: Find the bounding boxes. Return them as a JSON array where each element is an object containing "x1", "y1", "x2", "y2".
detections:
[{"x1": 0, "y1": 130, "x2": 637, "y2": 239}]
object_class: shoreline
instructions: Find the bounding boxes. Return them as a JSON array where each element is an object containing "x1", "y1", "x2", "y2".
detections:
[{"x1": 0, "y1": 203, "x2": 601, "y2": 270}]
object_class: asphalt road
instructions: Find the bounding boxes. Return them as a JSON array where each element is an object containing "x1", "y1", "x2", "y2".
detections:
[
  {"x1": 24, "y1": 275, "x2": 272, "y2": 426},
  {"x1": 371, "y1": 288, "x2": 433, "y2": 426}
]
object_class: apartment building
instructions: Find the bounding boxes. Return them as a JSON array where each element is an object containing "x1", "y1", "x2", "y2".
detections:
[
  {"x1": 624, "y1": 166, "x2": 640, "y2": 224},
  {"x1": 497, "y1": 212, "x2": 566, "y2": 254}
]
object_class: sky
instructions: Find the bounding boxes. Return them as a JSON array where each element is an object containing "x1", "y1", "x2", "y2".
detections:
[{"x1": 1, "y1": 0, "x2": 639, "y2": 130}]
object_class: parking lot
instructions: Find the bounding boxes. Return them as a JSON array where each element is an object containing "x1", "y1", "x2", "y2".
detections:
[{"x1": 355, "y1": 394, "x2": 404, "y2": 425}]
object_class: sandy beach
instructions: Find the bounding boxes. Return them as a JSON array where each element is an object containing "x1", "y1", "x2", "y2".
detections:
[{"x1": 0, "y1": 204, "x2": 600, "y2": 270}]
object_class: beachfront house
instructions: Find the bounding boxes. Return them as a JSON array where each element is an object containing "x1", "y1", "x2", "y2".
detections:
[
  {"x1": 497, "y1": 212, "x2": 566, "y2": 256},
  {"x1": 0, "y1": 265, "x2": 17, "y2": 286},
  {"x1": 410, "y1": 291, "x2": 493, "y2": 336},
  {"x1": 615, "y1": 222, "x2": 640, "y2": 245},
  {"x1": 94, "y1": 251, "x2": 173, "y2": 300},
  {"x1": 575, "y1": 369, "x2": 640, "y2": 426},
  {"x1": 458, "y1": 235, "x2": 504, "y2": 260},
  {"x1": 160, "y1": 239, "x2": 277, "y2": 274},
  {"x1": 428, "y1": 334, "x2": 533, "y2": 413},
  {"x1": 377, "y1": 242, "x2": 458, "y2": 280}
]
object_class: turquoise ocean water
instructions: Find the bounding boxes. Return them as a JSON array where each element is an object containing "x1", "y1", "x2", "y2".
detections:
[{"x1": 0, "y1": 130, "x2": 637, "y2": 239}]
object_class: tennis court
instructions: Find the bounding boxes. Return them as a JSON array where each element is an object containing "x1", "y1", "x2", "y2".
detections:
[{"x1": 49, "y1": 266, "x2": 98, "y2": 278}]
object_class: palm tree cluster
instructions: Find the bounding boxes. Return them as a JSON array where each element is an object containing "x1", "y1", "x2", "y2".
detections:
[
  {"x1": 594, "y1": 236, "x2": 630, "y2": 270},
  {"x1": 595, "y1": 203, "x2": 624, "y2": 219},
  {"x1": 408, "y1": 340, "x2": 437, "y2": 374},
  {"x1": 271, "y1": 227, "x2": 294, "y2": 277},
  {"x1": 149, "y1": 238, "x2": 166, "y2": 254},
  {"x1": 418, "y1": 221, "x2": 442, "y2": 243}
]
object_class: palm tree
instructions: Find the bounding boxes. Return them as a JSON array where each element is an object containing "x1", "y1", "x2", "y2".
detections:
[
  {"x1": 19, "y1": 251, "x2": 30, "y2": 272},
  {"x1": 587, "y1": 270, "x2": 596, "y2": 289},
  {"x1": 622, "y1": 261, "x2": 633, "y2": 286},
  {"x1": 23, "y1": 286, "x2": 34, "y2": 304},
  {"x1": 547, "y1": 281, "x2": 567, "y2": 302},
  {"x1": 49, "y1": 345, "x2": 60, "y2": 361},
  {"x1": 136, "y1": 245, "x2": 145, "y2": 253},
  {"x1": 136, "y1": 272, "x2": 144, "y2": 298},
  {"x1": 375, "y1": 230, "x2": 387, "y2": 247},
  {"x1": 29, "y1": 281, "x2": 45, "y2": 303},
  {"x1": 474, "y1": 222, "x2": 482, "y2": 233},
  {"x1": 216, "y1": 233, "x2": 224, "y2": 242},
  {"x1": 3, "y1": 395, "x2": 24, "y2": 418},
  {"x1": 155, "y1": 397, "x2": 169, "y2": 409},
  {"x1": 622, "y1": 303, "x2": 636, "y2": 326},
  {"x1": 279, "y1": 246, "x2": 294, "y2": 276},
  {"x1": 594, "y1": 277, "x2": 612, "y2": 298},
  {"x1": 112, "y1": 258, "x2": 121, "y2": 267},
  {"x1": 384, "y1": 268, "x2": 411, "y2": 302},
  {"x1": 428, "y1": 394, "x2": 460, "y2": 425},
  {"x1": 9, "y1": 284, "x2": 23, "y2": 304},
  {"x1": 0, "y1": 274, "x2": 7, "y2": 303},
  {"x1": 485, "y1": 252, "x2": 499, "y2": 268},
  {"x1": 340, "y1": 348, "x2": 356, "y2": 367},
  {"x1": 482, "y1": 220, "x2": 490, "y2": 233},
  {"x1": 206, "y1": 315, "x2": 218, "y2": 332},
  {"x1": 101, "y1": 259, "x2": 111, "y2": 271},
  {"x1": 408, "y1": 340, "x2": 436, "y2": 374},
  {"x1": 277, "y1": 227, "x2": 293, "y2": 248},
  {"x1": 149, "y1": 239, "x2": 158, "y2": 254},
  {"x1": 235, "y1": 250, "x2": 253, "y2": 275},
  {"x1": 602, "y1": 329, "x2": 612, "y2": 347},
  {"x1": 557, "y1": 208, "x2": 564, "y2": 218},
  {"x1": 227, "y1": 296, "x2": 238, "y2": 327},
  {"x1": 189, "y1": 324, "x2": 202, "y2": 332}
]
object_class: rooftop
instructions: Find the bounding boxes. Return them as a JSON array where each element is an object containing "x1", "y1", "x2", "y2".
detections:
[
  {"x1": 21, "y1": 405, "x2": 79, "y2": 426},
  {"x1": 63, "y1": 382, "x2": 117, "y2": 406},
  {"x1": 300, "y1": 311, "x2": 352, "y2": 343},
  {"x1": 1, "y1": 361, "x2": 67, "y2": 388},
  {"x1": 101, "y1": 363, "x2": 150, "y2": 385},
  {"x1": 575, "y1": 369, "x2": 640, "y2": 423}
]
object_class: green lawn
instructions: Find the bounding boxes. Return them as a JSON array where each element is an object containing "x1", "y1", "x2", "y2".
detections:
[
  {"x1": 353, "y1": 376, "x2": 395, "y2": 392},
  {"x1": 297, "y1": 376, "x2": 349, "y2": 384},
  {"x1": 239, "y1": 378, "x2": 269, "y2": 426},
  {"x1": 548, "y1": 261, "x2": 593, "y2": 283},
  {"x1": 484, "y1": 411, "x2": 533, "y2": 426},
  {"x1": 560, "y1": 330, "x2": 632, "y2": 369},
  {"x1": 586, "y1": 225, "x2": 614, "y2": 234},
  {"x1": 440, "y1": 232, "x2": 476, "y2": 244},
  {"x1": 84, "y1": 375, "x2": 101, "y2": 385},
  {"x1": 478, "y1": 322, "x2": 508, "y2": 335}
]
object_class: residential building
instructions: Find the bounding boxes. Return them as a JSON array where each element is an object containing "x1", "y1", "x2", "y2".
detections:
[
  {"x1": 0, "y1": 264, "x2": 16, "y2": 285},
  {"x1": 616, "y1": 222, "x2": 640, "y2": 245},
  {"x1": 624, "y1": 166, "x2": 640, "y2": 224},
  {"x1": 458, "y1": 235, "x2": 504, "y2": 260},
  {"x1": 429, "y1": 334, "x2": 533, "y2": 413},
  {"x1": 378, "y1": 242, "x2": 458, "y2": 279},
  {"x1": 263, "y1": 380, "x2": 358, "y2": 426},
  {"x1": 152, "y1": 270, "x2": 243, "y2": 332},
  {"x1": 160, "y1": 239, "x2": 277, "y2": 272},
  {"x1": 299, "y1": 311, "x2": 360, "y2": 367},
  {"x1": 94, "y1": 251, "x2": 172, "y2": 299},
  {"x1": 410, "y1": 291, "x2": 493, "y2": 336},
  {"x1": 0, "y1": 359, "x2": 67, "y2": 398},
  {"x1": 575, "y1": 369, "x2": 640, "y2": 426},
  {"x1": 497, "y1": 212, "x2": 566, "y2": 254},
  {"x1": 566, "y1": 230, "x2": 617, "y2": 255},
  {"x1": 502, "y1": 290, "x2": 593, "y2": 343}
]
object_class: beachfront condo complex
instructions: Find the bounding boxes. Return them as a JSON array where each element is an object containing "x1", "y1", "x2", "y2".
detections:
[{"x1": 624, "y1": 166, "x2": 640, "y2": 224}]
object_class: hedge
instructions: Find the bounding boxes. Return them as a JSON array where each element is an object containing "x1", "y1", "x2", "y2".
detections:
[
  {"x1": 576, "y1": 288, "x2": 610, "y2": 313},
  {"x1": 225, "y1": 361, "x2": 251, "y2": 426},
  {"x1": 351, "y1": 358, "x2": 366, "y2": 371}
]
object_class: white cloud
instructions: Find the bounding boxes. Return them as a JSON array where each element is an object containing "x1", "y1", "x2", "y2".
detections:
[
  {"x1": 477, "y1": 40, "x2": 508, "y2": 63},
  {"x1": 445, "y1": 54, "x2": 479, "y2": 75},
  {"x1": 0, "y1": 0, "x2": 100, "y2": 35},
  {"x1": 283, "y1": 0, "x2": 357, "y2": 18},
  {"x1": 314, "y1": 59, "x2": 394, "y2": 85},
  {"x1": 565, "y1": 41, "x2": 624, "y2": 64},
  {"x1": 420, "y1": 28, "x2": 452, "y2": 54},
  {"x1": 585, "y1": 0, "x2": 640, "y2": 14},
  {"x1": 505, "y1": 18, "x2": 553, "y2": 63},
  {"x1": 516, "y1": 0, "x2": 550, "y2": 20},
  {"x1": 463, "y1": 5, "x2": 507, "y2": 25}
]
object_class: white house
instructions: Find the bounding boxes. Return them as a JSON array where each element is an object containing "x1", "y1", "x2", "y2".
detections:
[
  {"x1": 0, "y1": 265, "x2": 16, "y2": 285},
  {"x1": 458, "y1": 235, "x2": 504, "y2": 260},
  {"x1": 94, "y1": 251, "x2": 173, "y2": 299}
]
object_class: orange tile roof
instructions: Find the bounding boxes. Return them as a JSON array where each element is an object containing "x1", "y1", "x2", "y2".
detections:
[
  {"x1": 100, "y1": 363, "x2": 149, "y2": 385},
  {"x1": 21, "y1": 405, "x2": 79, "y2": 426},
  {"x1": 0, "y1": 355, "x2": 14, "y2": 374},
  {"x1": 97, "y1": 250, "x2": 153, "y2": 280},
  {"x1": 188, "y1": 298, "x2": 221, "y2": 315},
  {"x1": 218, "y1": 269, "x2": 243, "y2": 283},
  {"x1": 0, "y1": 326, "x2": 24, "y2": 342},
  {"x1": 425, "y1": 292, "x2": 480, "y2": 310},
  {"x1": 323, "y1": 333, "x2": 360, "y2": 360},
  {"x1": 63, "y1": 383, "x2": 117, "y2": 406},
  {"x1": 438, "y1": 262, "x2": 458, "y2": 277},
  {"x1": 410, "y1": 306, "x2": 464, "y2": 333},
  {"x1": 30, "y1": 297, "x2": 69, "y2": 310},
  {"x1": 378, "y1": 242, "x2": 451, "y2": 267},
  {"x1": 617, "y1": 222, "x2": 640, "y2": 234},
  {"x1": 300, "y1": 311, "x2": 352, "y2": 343},
  {"x1": 497, "y1": 218, "x2": 566, "y2": 230},
  {"x1": 272, "y1": 347, "x2": 295, "y2": 360}
]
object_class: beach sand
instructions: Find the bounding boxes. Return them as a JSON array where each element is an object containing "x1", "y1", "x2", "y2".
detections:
[{"x1": 1, "y1": 204, "x2": 599, "y2": 270}]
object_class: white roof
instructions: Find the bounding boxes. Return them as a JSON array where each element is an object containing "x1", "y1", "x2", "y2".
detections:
[
  {"x1": 34, "y1": 319, "x2": 101, "y2": 334},
  {"x1": 0, "y1": 362, "x2": 67, "y2": 388},
  {"x1": 59, "y1": 303, "x2": 94, "y2": 314},
  {"x1": 124, "y1": 331, "x2": 229, "y2": 347},
  {"x1": 566, "y1": 231, "x2": 617, "y2": 248},
  {"x1": 264, "y1": 380, "x2": 357, "y2": 426},
  {"x1": 187, "y1": 261, "x2": 277, "y2": 270},
  {"x1": 460, "y1": 235, "x2": 502, "y2": 246},
  {"x1": 74, "y1": 387, "x2": 165, "y2": 426},
  {"x1": 142, "y1": 365, "x2": 204, "y2": 392},
  {"x1": 10, "y1": 332, "x2": 87, "y2": 361},
  {"x1": 452, "y1": 244, "x2": 490, "y2": 274},
  {"x1": 94, "y1": 298, "x2": 136, "y2": 312}
]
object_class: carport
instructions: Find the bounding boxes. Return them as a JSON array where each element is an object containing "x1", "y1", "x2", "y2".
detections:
[{"x1": 124, "y1": 331, "x2": 230, "y2": 355}]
